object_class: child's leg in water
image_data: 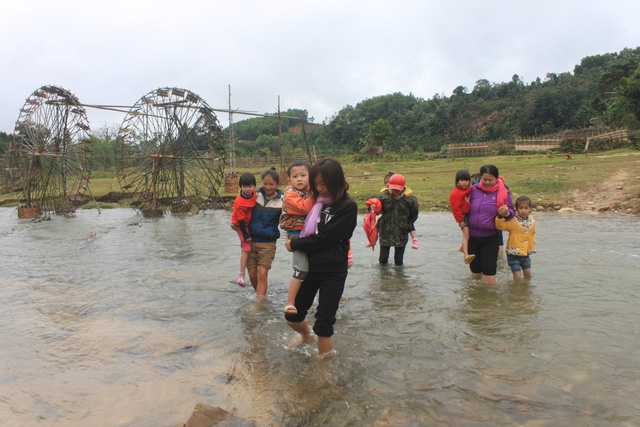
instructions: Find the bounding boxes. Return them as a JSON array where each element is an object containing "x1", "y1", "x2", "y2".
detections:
[
  {"x1": 284, "y1": 278, "x2": 302, "y2": 314},
  {"x1": 462, "y1": 226, "x2": 475, "y2": 264},
  {"x1": 237, "y1": 251, "x2": 249, "y2": 287}
]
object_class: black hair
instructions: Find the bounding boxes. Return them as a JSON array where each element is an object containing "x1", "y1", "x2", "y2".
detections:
[
  {"x1": 515, "y1": 196, "x2": 532, "y2": 208},
  {"x1": 479, "y1": 164, "x2": 499, "y2": 179},
  {"x1": 455, "y1": 169, "x2": 471, "y2": 185},
  {"x1": 287, "y1": 160, "x2": 312, "y2": 176},
  {"x1": 309, "y1": 158, "x2": 349, "y2": 203},
  {"x1": 261, "y1": 168, "x2": 280, "y2": 184},
  {"x1": 238, "y1": 172, "x2": 256, "y2": 187}
]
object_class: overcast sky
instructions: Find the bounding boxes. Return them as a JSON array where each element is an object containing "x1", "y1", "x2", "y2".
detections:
[{"x1": 2, "y1": 0, "x2": 640, "y2": 133}]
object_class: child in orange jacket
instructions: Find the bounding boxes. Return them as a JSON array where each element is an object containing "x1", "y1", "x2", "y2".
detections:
[{"x1": 279, "y1": 161, "x2": 315, "y2": 314}]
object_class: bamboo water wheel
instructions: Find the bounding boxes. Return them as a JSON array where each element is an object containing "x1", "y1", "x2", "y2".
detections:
[
  {"x1": 115, "y1": 87, "x2": 227, "y2": 216},
  {"x1": 9, "y1": 85, "x2": 92, "y2": 218}
]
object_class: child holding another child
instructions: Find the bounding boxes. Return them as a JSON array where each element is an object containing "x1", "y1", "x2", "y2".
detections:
[{"x1": 380, "y1": 172, "x2": 419, "y2": 249}]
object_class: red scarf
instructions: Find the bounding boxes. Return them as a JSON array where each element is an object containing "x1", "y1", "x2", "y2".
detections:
[{"x1": 478, "y1": 176, "x2": 507, "y2": 210}]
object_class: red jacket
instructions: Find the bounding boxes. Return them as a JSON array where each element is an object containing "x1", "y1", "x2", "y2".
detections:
[
  {"x1": 449, "y1": 186, "x2": 471, "y2": 223},
  {"x1": 232, "y1": 190, "x2": 257, "y2": 240}
]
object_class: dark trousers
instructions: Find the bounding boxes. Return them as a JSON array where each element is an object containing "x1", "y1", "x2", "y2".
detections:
[
  {"x1": 468, "y1": 233, "x2": 501, "y2": 276},
  {"x1": 379, "y1": 245, "x2": 407, "y2": 266},
  {"x1": 284, "y1": 270, "x2": 347, "y2": 337}
]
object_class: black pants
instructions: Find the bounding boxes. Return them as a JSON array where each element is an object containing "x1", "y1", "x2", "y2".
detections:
[
  {"x1": 468, "y1": 233, "x2": 501, "y2": 276},
  {"x1": 379, "y1": 245, "x2": 406, "y2": 266},
  {"x1": 284, "y1": 270, "x2": 347, "y2": 337}
]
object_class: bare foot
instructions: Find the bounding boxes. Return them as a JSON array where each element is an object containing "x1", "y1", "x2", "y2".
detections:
[
  {"x1": 318, "y1": 349, "x2": 337, "y2": 359},
  {"x1": 287, "y1": 333, "x2": 315, "y2": 348}
]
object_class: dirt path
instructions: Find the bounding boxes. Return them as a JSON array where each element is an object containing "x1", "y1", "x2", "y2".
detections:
[{"x1": 567, "y1": 169, "x2": 639, "y2": 213}]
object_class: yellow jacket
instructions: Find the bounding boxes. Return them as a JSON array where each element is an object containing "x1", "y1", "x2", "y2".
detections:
[{"x1": 495, "y1": 214, "x2": 536, "y2": 256}]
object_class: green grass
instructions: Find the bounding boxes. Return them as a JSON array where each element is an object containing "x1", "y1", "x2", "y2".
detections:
[{"x1": 2, "y1": 149, "x2": 639, "y2": 212}]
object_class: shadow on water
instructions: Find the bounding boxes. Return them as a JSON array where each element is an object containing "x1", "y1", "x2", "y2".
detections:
[{"x1": 1, "y1": 208, "x2": 640, "y2": 426}]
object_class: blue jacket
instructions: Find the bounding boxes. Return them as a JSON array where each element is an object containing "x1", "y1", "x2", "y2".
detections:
[
  {"x1": 248, "y1": 188, "x2": 283, "y2": 243},
  {"x1": 468, "y1": 184, "x2": 514, "y2": 238}
]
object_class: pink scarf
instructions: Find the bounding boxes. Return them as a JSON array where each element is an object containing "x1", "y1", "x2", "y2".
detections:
[
  {"x1": 300, "y1": 196, "x2": 331, "y2": 238},
  {"x1": 479, "y1": 176, "x2": 508, "y2": 209}
]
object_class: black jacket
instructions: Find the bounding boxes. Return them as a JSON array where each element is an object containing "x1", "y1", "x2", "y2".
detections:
[{"x1": 290, "y1": 193, "x2": 357, "y2": 273}]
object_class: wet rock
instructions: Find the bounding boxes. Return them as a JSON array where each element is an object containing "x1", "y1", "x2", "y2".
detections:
[
  {"x1": 178, "y1": 403, "x2": 256, "y2": 427},
  {"x1": 558, "y1": 207, "x2": 576, "y2": 213},
  {"x1": 534, "y1": 205, "x2": 545, "y2": 211}
]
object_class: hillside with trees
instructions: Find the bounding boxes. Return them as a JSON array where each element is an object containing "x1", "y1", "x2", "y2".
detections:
[
  {"x1": 228, "y1": 46, "x2": 640, "y2": 158},
  {"x1": 2, "y1": 47, "x2": 639, "y2": 163}
]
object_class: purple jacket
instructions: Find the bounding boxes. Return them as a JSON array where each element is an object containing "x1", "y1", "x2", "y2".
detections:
[{"x1": 467, "y1": 184, "x2": 514, "y2": 238}]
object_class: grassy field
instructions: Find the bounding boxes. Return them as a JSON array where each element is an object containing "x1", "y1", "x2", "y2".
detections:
[
  {"x1": 337, "y1": 149, "x2": 640, "y2": 212},
  {"x1": 2, "y1": 149, "x2": 640, "y2": 213}
]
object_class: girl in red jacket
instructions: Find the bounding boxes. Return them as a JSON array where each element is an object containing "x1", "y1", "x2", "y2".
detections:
[
  {"x1": 231, "y1": 172, "x2": 257, "y2": 287},
  {"x1": 449, "y1": 170, "x2": 476, "y2": 264}
]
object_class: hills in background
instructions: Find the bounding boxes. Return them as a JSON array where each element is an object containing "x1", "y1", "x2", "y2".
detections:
[
  {"x1": 228, "y1": 46, "x2": 640, "y2": 158},
  {"x1": 2, "y1": 46, "x2": 639, "y2": 164}
]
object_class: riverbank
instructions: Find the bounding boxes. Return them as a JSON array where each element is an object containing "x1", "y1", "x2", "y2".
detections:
[{"x1": 2, "y1": 149, "x2": 639, "y2": 214}]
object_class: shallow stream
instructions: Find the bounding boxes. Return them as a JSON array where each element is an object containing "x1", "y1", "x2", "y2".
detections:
[{"x1": 0, "y1": 207, "x2": 638, "y2": 426}]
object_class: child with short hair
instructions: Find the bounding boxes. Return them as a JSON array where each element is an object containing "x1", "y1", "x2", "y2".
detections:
[
  {"x1": 231, "y1": 172, "x2": 257, "y2": 287},
  {"x1": 495, "y1": 196, "x2": 536, "y2": 280},
  {"x1": 380, "y1": 172, "x2": 419, "y2": 249},
  {"x1": 279, "y1": 160, "x2": 314, "y2": 315},
  {"x1": 449, "y1": 169, "x2": 476, "y2": 264}
]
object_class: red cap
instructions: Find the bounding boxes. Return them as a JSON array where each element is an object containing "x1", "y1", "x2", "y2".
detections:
[{"x1": 388, "y1": 174, "x2": 405, "y2": 191}]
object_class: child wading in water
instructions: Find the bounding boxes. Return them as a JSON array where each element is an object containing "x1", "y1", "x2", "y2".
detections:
[
  {"x1": 230, "y1": 172, "x2": 257, "y2": 287},
  {"x1": 449, "y1": 170, "x2": 476, "y2": 264},
  {"x1": 366, "y1": 173, "x2": 419, "y2": 266},
  {"x1": 495, "y1": 196, "x2": 536, "y2": 280},
  {"x1": 279, "y1": 161, "x2": 315, "y2": 315},
  {"x1": 379, "y1": 172, "x2": 419, "y2": 249}
]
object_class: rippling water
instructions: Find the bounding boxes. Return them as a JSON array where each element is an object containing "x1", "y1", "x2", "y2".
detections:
[{"x1": 0, "y1": 207, "x2": 639, "y2": 426}]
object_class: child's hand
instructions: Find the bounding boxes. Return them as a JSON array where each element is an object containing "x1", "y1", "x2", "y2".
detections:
[
  {"x1": 284, "y1": 239, "x2": 293, "y2": 252},
  {"x1": 497, "y1": 205, "x2": 509, "y2": 217},
  {"x1": 458, "y1": 221, "x2": 466, "y2": 229},
  {"x1": 230, "y1": 224, "x2": 238, "y2": 230},
  {"x1": 245, "y1": 237, "x2": 252, "y2": 242}
]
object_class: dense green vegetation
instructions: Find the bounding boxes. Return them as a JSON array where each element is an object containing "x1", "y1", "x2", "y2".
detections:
[
  {"x1": 2, "y1": 47, "x2": 640, "y2": 163},
  {"x1": 229, "y1": 46, "x2": 640, "y2": 158}
]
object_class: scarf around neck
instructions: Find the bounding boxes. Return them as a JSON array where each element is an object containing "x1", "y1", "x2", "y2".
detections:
[
  {"x1": 478, "y1": 176, "x2": 508, "y2": 209},
  {"x1": 300, "y1": 195, "x2": 331, "y2": 238}
]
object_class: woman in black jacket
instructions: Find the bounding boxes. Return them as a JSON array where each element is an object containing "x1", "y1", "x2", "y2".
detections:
[{"x1": 284, "y1": 158, "x2": 357, "y2": 358}]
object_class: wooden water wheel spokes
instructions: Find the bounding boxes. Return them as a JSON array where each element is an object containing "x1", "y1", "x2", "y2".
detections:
[
  {"x1": 115, "y1": 87, "x2": 227, "y2": 216},
  {"x1": 10, "y1": 85, "x2": 92, "y2": 216}
]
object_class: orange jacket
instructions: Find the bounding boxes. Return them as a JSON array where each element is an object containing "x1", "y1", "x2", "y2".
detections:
[{"x1": 279, "y1": 187, "x2": 315, "y2": 231}]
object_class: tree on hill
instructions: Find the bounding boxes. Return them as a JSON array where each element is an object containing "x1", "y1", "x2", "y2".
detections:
[{"x1": 224, "y1": 46, "x2": 640, "y2": 157}]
